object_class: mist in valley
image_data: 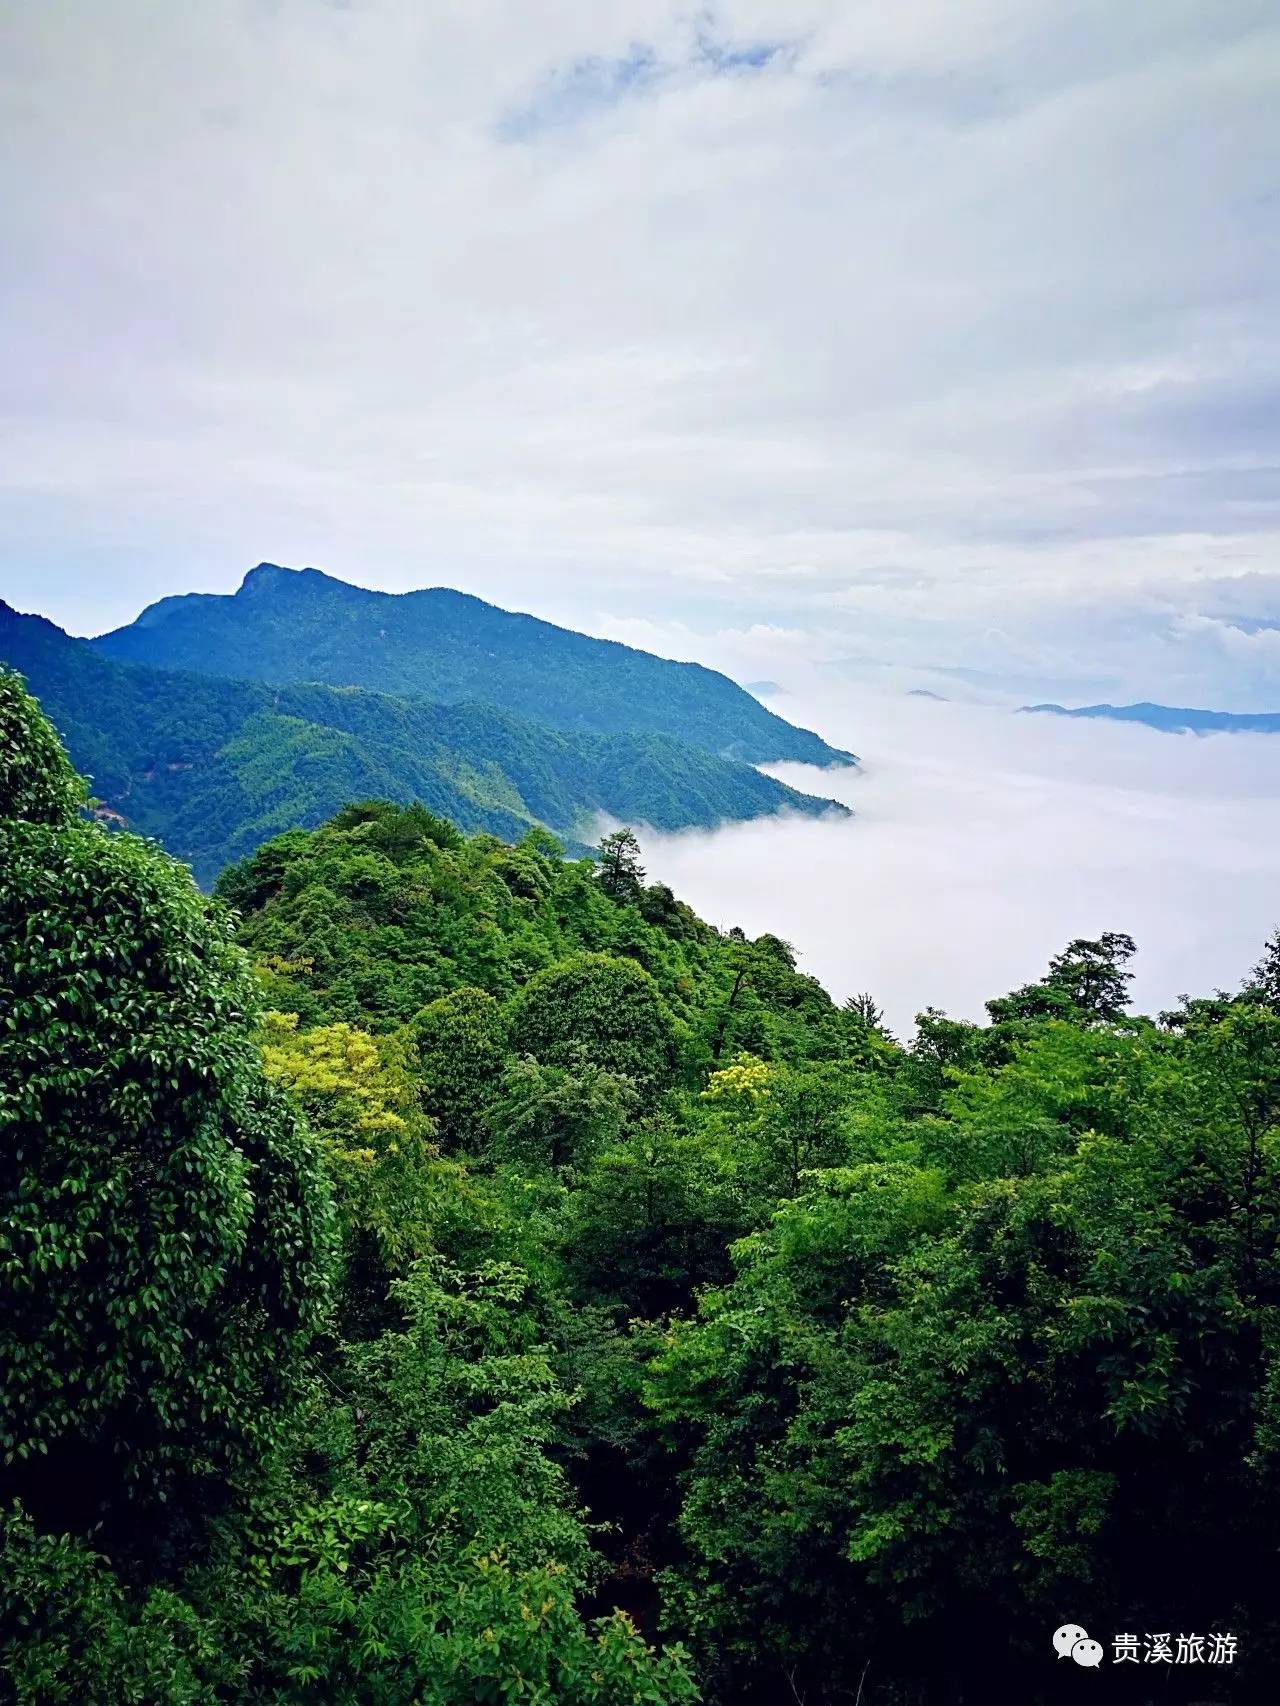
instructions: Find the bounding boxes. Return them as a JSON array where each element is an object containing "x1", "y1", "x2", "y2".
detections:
[{"x1": 632, "y1": 684, "x2": 1280, "y2": 1037}]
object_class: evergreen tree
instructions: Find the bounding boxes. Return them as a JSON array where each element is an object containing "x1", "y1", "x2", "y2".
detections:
[
  {"x1": 986, "y1": 931, "x2": 1137, "y2": 1025},
  {"x1": 596, "y1": 826, "x2": 646, "y2": 903},
  {"x1": 1246, "y1": 926, "x2": 1280, "y2": 1010},
  {"x1": 410, "y1": 985, "x2": 508, "y2": 1150}
]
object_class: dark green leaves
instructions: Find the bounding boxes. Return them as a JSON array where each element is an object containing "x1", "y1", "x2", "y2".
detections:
[{"x1": 0, "y1": 671, "x2": 85, "y2": 826}]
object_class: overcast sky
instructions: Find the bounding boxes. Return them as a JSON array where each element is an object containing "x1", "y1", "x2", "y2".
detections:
[{"x1": 3, "y1": 1, "x2": 1280, "y2": 703}]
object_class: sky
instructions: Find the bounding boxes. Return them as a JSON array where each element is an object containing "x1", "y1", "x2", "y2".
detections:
[
  {"x1": 631, "y1": 681, "x2": 1280, "y2": 1034},
  {"x1": 3, "y1": 1, "x2": 1280, "y2": 705}
]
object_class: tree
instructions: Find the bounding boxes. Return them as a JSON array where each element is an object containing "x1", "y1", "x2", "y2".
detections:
[
  {"x1": 487, "y1": 1052, "x2": 636, "y2": 1172},
  {"x1": 843, "y1": 990, "x2": 886, "y2": 1029},
  {"x1": 259, "y1": 1010, "x2": 455, "y2": 1336},
  {"x1": 638, "y1": 880, "x2": 687, "y2": 934},
  {"x1": 1246, "y1": 926, "x2": 1280, "y2": 1011},
  {"x1": 410, "y1": 985, "x2": 508, "y2": 1150},
  {"x1": 507, "y1": 952, "x2": 680, "y2": 1092},
  {"x1": 1, "y1": 1259, "x2": 702, "y2": 1706},
  {"x1": 212, "y1": 826, "x2": 314, "y2": 915},
  {"x1": 233, "y1": 1256, "x2": 700, "y2": 1704},
  {"x1": 986, "y1": 931, "x2": 1137, "y2": 1026},
  {"x1": 0, "y1": 668, "x2": 85, "y2": 824},
  {"x1": 0, "y1": 671, "x2": 333, "y2": 1563},
  {"x1": 650, "y1": 1005, "x2": 1280, "y2": 1703},
  {"x1": 595, "y1": 827, "x2": 645, "y2": 903},
  {"x1": 700, "y1": 1054, "x2": 853, "y2": 1201},
  {"x1": 564, "y1": 1117, "x2": 741, "y2": 1316}
]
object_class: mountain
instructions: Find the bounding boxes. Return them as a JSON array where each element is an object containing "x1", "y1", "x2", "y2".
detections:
[
  {"x1": 94, "y1": 563, "x2": 856, "y2": 768},
  {"x1": 1022, "y1": 700, "x2": 1280, "y2": 735},
  {"x1": 0, "y1": 602, "x2": 849, "y2": 887}
]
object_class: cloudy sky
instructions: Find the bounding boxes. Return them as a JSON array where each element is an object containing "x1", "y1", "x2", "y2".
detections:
[{"x1": 3, "y1": 0, "x2": 1280, "y2": 703}]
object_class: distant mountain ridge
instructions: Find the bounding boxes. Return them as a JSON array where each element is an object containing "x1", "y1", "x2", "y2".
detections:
[
  {"x1": 1022, "y1": 700, "x2": 1280, "y2": 735},
  {"x1": 96, "y1": 563, "x2": 856, "y2": 769},
  {"x1": 1, "y1": 601, "x2": 849, "y2": 886}
]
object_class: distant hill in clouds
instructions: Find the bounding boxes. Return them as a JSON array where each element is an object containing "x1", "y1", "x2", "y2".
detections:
[
  {"x1": 1, "y1": 602, "x2": 850, "y2": 887},
  {"x1": 1022, "y1": 700, "x2": 1280, "y2": 735},
  {"x1": 95, "y1": 563, "x2": 856, "y2": 769}
]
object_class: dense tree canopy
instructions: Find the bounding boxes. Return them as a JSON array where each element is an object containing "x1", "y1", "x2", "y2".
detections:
[
  {"x1": 0, "y1": 670, "x2": 333, "y2": 1568},
  {"x1": 0, "y1": 700, "x2": 696, "y2": 1704},
  {"x1": 6, "y1": 690, "x2": 1280, "y2": 1703},
  {"x1": 409, "y1": 985, "x2": 508, "y2": 1151},
  {"x1": 508, "y1": 953, "x2": 680, "y2": 1093},
  {"x1": 650, "y1": 1009, "x2": 1280, "y2": 1700}
]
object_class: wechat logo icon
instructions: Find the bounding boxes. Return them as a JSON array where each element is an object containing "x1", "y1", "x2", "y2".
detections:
[{"x1": 1054, "y1": 1624, "x2": 1104, "y2": 1668}]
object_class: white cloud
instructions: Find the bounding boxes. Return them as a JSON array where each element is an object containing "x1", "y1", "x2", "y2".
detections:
[
  {"x1": 0, "y1": 0, "x2": 1278, "y2": 702},
  {"x1": 632, "y1": 680, "x2": 1280, "y2": 1034}
]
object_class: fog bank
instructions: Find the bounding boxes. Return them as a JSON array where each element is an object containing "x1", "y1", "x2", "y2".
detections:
[{"x1": 633, "y1": 686, "x2": 1280, "y2": 1037}]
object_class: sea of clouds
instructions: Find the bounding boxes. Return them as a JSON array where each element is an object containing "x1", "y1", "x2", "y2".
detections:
[{"x1": 632, "y1": 682, "x2": 1280, "y2": 1037}]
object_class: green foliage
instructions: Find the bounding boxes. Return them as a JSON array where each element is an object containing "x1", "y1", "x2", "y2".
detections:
[
  {"x1": 0, "y1": 667, "x2": 85, "y2": 825},
  {"x1": 93, "y1": 561, "x2": 853, "y2": 769},
  {"x1": 1246, "y1": 925, "x2": 1280, "y2": 1011},
  {"x1": 561, "y1": 1117, "x2": 743, "y2": 1317},
  {"x1": 0, "y1": 1509, "x2": 241, "y2": 1704},
  {"x1": 1, "y1": 599, "x2": 849, "y2": 885},
  {"x1": 258, "y1": 1010, "x2": 455, "y2": 1330},
  {"x1": 197, "y1": 1257, "x2": 700, "y2": 1704},
  {"x1": 12, "y1": 672, "x2": 1280, "y2": 1703},
  {"x1": 596, "y1": 827, "x2": 646, "y2": 904},
  {"x1": 508, "y1": 953, "x2": 680, "y2": 1093},
  {"x1": 650, "y1": 1006, "x2": 1280, "y2": 1700},
  {"x1": 0, "y1": 703, "x2": 698, "y2": 1704},
  {"x1": 985, "y1": 930, "x2": 1137, "y2": 1026},
  {"x1": 0, "y1": 1261, "x2": 700, "y2": 1703},
  {"x1": 700, "y1": 1053, "x2": 858, "y2": 1198},
  {"x1": 488, "y1": 1053, "x2": 638, "y2": 1173},
  {"x1": 213, "y1": 803, "x2": 864, "y2": 1107},
  {"x1": 0, "y1": 688, "x2": 333, "y2": 1561},
  {"x1": 410, "y1": 985, "x2": 509, "y2": 1150}
]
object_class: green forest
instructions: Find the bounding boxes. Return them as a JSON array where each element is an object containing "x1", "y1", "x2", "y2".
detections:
[
  {"x1": 93, "y1": 564, "x2": 854, "y2": 770},
  {"x1": 0, "y1": 601, "x2": 846, "y2": 887},
  {"x1": 5, "y1": 667, "x2": 1280, "y2": 1703}
]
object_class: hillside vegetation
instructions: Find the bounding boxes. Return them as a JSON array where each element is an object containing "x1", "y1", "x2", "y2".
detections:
[
  {"x1": 5, "y1": 675, "x2": 1280, "y2": 1703},
  {"x1": 1, "y1": 602, "x2": 847, "y2": 885},
  {"x1": 94, "y1": 563, "x2": 856, "y2": 768}
]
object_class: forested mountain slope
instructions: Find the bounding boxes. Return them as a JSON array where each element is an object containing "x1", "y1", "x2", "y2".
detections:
[
  {"x1": 0, "y1": 602, "x2": 847, "y2": 885},
  {"x1": 94, "y1": 562, "x2": 856, "y2": 767},
  {"x1": 217, "y1": 806, "x2": 853, "y2": 1057},
  {"x1": 8, "y1": 673, "x2": 1280, "y2": 1704}
]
